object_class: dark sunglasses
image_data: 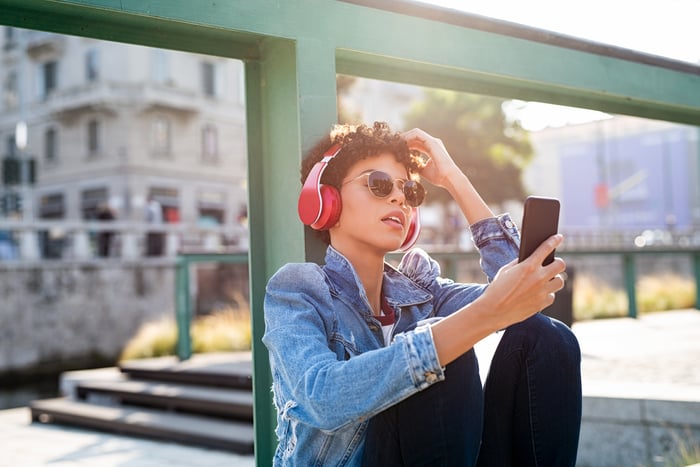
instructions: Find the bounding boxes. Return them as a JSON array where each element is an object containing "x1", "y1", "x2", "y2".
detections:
[{"x1": 343, "y1": 170, "x2": 426, "y2": 207}]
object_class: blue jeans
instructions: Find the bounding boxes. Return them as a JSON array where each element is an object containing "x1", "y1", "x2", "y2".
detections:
[{"x1": 362, "y1": 313, "x2": 582, "y2": 466}]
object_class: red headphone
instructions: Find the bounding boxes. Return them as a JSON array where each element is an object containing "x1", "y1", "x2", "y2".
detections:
[{"x1": 297, "y1": 144, "x2": 421, "y2": 251}]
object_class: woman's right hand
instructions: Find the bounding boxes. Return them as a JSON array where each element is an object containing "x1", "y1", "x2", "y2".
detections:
[
  {"x1": 479, "y1": 234, "x2": 566, "y2": 329},
  {"x1": 402, "y1": 128, "x2": 494, "y2": 225},
  {"x1": 401, "y1": 128, "x2": 462, "y2": 189}
]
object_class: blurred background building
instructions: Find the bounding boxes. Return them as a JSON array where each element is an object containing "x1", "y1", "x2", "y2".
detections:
[
  {"x1": 0, "y1": 27, "x2": 248, "y2": 259},
  {"x1": 527, "y1": 117, "x2": 700, "y2": 247}
]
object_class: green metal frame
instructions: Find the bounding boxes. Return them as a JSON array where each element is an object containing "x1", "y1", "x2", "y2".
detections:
[
  {"x1": 2, "y1": 1, "x2": 700, "y2": 465},
  {"x1": 174, "y1": 253, "x2": 250, "y2": 361}
]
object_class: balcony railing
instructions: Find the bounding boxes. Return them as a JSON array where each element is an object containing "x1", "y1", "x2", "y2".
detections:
[{"x1": 0, "y1": 219, "x2": 248, "y2": 262}]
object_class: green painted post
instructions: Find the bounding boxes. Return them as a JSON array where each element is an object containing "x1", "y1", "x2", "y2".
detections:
[
  {"x1": 696, "y1": 129, "x2": 700, "y2": 311},
  {"x1": 245, "y1": 58, "x2": 276, "y2": 467},
  {"x1": 443, "y1": 256, "x2": 458, "y2": 281},
  {"x1": 623, "y1": 253, "x2": 638, "y2": 318},
  {"x1": 694, "y1": 252, "x2": 700, "y2": 310},
  {"x1": 175, "y1": 256, "x2": 192, "y2": 360},
  {"x1": 245, "y1": 35, "x2": 338, "y2": 466}
]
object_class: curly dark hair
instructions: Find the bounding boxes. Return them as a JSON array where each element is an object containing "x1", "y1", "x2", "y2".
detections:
[{"x1": 300, "y1": 121, "x2": 425, "y2": 244}]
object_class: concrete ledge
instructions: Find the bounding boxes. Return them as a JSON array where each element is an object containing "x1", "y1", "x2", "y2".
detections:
[{"x1": 578, "y1": 381, "x2": 700, "y2": 467}]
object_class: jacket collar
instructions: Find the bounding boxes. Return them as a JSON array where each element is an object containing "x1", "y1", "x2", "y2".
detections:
[{"x1": 323, "y1": 246, "x2": 432, "y2": 308}]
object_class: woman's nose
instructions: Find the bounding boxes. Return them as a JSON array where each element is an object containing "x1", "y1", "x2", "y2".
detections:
[{"x1": 389, "y1": 182, "x2": 407, "y2": 206}]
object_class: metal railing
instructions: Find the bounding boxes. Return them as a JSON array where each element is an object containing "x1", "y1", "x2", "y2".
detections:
[
  {"x1": 0, "y1": 219, "x2": 248, "y2": 261},
  {"x1": 173, "y1": 247, "x2": 700, "y2": 360},
  {"x1": 413, "y1": 247, "x2": 700, "y2": 318}
]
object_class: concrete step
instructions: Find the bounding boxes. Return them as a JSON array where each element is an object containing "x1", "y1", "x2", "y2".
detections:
[
  {"x1": 76, "y1": 379, "x2": 253, "y2": 421},
  {"x1": 36, "y1": 353, "x2": 256, "y2": 453},
  {"x1": 118, "y1": 352, "x2": 252, "y2": 389},
  {"x1": 29, "y1": 397, "x2": 254, "y2": 454}
]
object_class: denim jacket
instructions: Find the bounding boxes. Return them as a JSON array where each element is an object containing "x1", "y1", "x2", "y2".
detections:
[{"x1": 263, "y1": 214, "x2": 520, "y2": 466}]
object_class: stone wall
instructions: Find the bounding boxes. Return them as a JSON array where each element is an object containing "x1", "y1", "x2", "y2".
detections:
[{"x1": 0, "y1": 260, "x2": 175, "y2": 375}]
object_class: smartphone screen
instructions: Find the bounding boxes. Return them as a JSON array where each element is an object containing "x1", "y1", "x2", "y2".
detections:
[{"x1": 518, "y1": 196, "x2": 560, "y2": 265}]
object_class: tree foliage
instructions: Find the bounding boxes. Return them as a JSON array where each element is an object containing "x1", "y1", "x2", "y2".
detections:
[
  {"x1": 337, "y1": 75, "x2": 361, "y2": 124},
  {"x1": 403, "y1": 89, "x2": 533, "y2": 208}
]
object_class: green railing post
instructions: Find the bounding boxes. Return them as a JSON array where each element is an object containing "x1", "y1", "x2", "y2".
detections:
[
  {"x1": 175, "y1": 253, "x2": 250, "y2": 361},
  {"x1": 175, "y1": 256, "x2": 192, "y2": 360},
  {"x1": 694, "y1": 251, "x2": 700, "y2": 310},
  {"x1": 623, "y1": 253, "x2": 638, "y2": 318},
  {"x1": 443, "y1": 256, "x2": 458, "y2": 281}
]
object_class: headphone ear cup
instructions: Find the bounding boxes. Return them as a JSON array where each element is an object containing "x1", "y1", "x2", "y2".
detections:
[
  {"x1": 399, "y1": 208, "x2": 421, "y2": 251},
  {"x1": 311, "y1": 184, "x2": 342, "y2": 230}
]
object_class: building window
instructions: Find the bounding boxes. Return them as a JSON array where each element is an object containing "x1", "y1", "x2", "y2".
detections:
[
  {"x1": 81, "y1": 187, "x2": 108, "y2": 219},
  {"x1": 39, "y1": 192, "x2": 65, "y2": 219},
  {"x1": 6, "y1": 135, "x2": 16, "y2": 158},
  {"x1": 151, "y1": 49, "x2": 170, "y2": 84},
  {"x1": 86, "y1": 48, "x2": 99, "y2": 82},
  {"x1": 4, "y1": 27, "x2": 16, "y2": 50},
  {"x1": 148, "y1": 187, "x2": 180, "y2": 223},
  {"x1": 197, "y1": 190, "x2": 225, "y2": 226},
  {"x1": 45, "y1": 128, "x2": 57, "y2": 161},
  {"x1": 45, "y1": 127, "x2": 58, "y2": 162},
  {"x1": 41, "y1": 61, "x2": 58, "y2": 100},
  {"x1": 151, "y1": 116, "x2": 171, "y2": 156},
  {"x1": 202, "y1": 62, "x2": 216, "y2": 97},
  {"x1": 202, "y1": 124, "x2": 218, "y2": 162},
  {"x1": 87, "y1": 119, "x2": 100, "y2": 156},
  {"x1": 3, "y1": 71, "x2": 18, "y2": 110}
]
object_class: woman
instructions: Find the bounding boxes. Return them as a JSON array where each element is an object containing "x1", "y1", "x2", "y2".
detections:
[{"x1": 263, "y1": 122, "x2": 582, "y2": 466}]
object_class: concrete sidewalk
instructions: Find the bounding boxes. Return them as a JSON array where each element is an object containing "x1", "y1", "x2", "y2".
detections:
[
  {"x1": 1, "y1": 309, "x2": 698, "y2": 466},
  {"x1": 0, "y1": 406, "x2": 255, "y2": 467}
]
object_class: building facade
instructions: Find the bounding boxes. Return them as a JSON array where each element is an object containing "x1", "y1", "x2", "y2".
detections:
[
  {"x1": 526, "y1": 116, "x2": 700, "y2": 243},
  {"x1": 0, "y1": 27, "x2": 248, "y2": 257}
]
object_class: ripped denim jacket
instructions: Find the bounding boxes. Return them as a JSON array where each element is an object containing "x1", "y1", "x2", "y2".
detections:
[{"x1": 262, "y1": 214, "x2": 520, "y2": 466}]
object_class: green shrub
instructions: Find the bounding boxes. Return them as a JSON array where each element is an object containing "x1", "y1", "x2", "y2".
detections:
[
  {"x1": 660, "y1": 426, "x2": 700, "y2": 467},
  {"x1": 120, "y1": 316, "x2": 178, "y2": 360},
  {"x1": 120, "y1": 305, "x2": 251, "y2": 361},
  {"x1": 573, "y1": 273, "x2": 696, "y2": 321},
  {"x1": 573, "y1": 275, "x2": 628, "y2": 321},
  {"x1": 637, "y1": 273, "x2": 696, "y2": 314},
  {"x1": 191, "y1": 307, "x2": 252, "y2": 354}
]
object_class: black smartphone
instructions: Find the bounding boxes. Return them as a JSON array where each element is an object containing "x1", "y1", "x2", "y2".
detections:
[{"x1": 518, "y1": 196, "x2": 560, "y2": 265}]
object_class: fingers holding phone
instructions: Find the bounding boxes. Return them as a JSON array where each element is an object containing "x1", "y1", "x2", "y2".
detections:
[
  {"x1": 519, "y1": 197, "x2": 566, "y2": 306},
  {"x1": 518, "y1": 196, "x2": 561, "y2": 264}
]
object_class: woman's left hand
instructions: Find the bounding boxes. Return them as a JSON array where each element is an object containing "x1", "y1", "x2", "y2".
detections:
[{"x1": 402, "y1": 128, "x2": 461, "y2": 188}]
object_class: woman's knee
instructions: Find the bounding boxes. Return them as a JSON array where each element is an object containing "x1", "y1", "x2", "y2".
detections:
[{"x1": 507, "y1": 313, "x2": 581, "y2": 364}]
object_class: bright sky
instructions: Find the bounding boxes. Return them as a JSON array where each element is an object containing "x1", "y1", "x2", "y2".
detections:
[{"x1": 420, "y1": 0, "x2": 700, "y2": 130}]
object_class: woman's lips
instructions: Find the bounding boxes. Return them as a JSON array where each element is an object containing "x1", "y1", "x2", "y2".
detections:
[{"x1": 382, "y1": 210, "x2": 406, "y2": 229}]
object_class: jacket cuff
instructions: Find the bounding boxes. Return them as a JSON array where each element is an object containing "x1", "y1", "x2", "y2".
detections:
[
  {"x1": 470, "y1": 213, "x2": 520, "y2": 247},
  {"x1": 395, "y1": 323, "x2": 445, "y2": 389}
]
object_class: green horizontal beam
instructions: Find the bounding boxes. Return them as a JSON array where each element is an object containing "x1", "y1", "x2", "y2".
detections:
[
  {"x1": 331, "y1": 10, "x2": 700, "y2": 124},
  {"x1": 0, "y1": 0, "x2": 263, "y2": 59},
  {"x1": 3, "y1": 0, "x2": 700, "y2": 124}
]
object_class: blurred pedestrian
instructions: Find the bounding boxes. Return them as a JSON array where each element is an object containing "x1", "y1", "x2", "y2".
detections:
[
  {"x1": 96, "y1": 202, "x2": 115, "y2": 257},
  {"x1": 145, "y1": 196, "x2": 164, "y2": 256}
]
